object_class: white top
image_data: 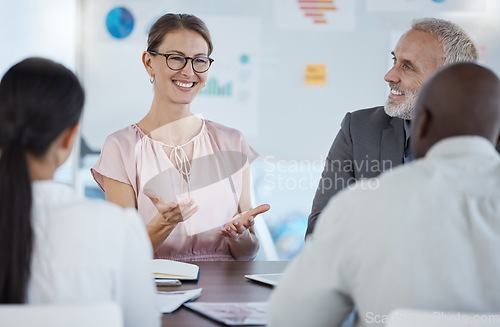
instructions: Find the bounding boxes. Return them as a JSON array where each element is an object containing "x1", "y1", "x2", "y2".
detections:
[
  {"x1": 28, "y1": 180, "x2": 161, "y2": 327},
  {"x1": 268, "y1": 136, "x2": 500, "y2": 327}
]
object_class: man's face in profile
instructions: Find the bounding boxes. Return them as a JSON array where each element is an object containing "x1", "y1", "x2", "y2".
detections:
[{"x1": 384, "y1": 29, "x2": 445, "y2": 120}]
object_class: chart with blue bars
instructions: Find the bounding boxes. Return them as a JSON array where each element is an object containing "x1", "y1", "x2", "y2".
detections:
[{"x1": 199, "y1": 78, "x2": 233, "y2": 97}]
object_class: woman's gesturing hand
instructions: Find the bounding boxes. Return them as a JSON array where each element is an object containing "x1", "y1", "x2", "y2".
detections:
[
  {"x1": 218, "y1": 204, "x2": 270, "y2": 239},
  {"x1": 146, "y1": 192, "x2": 199, "y2": 228}
]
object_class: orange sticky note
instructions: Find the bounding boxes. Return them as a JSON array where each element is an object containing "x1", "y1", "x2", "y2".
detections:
[{"x1": 304, "y1": 64, "x2": 327, "y2": 86}]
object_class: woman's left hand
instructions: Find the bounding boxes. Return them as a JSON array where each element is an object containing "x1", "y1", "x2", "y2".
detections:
[{"x1": 218, "y1": 204, "x2": 270, "y2": 239}]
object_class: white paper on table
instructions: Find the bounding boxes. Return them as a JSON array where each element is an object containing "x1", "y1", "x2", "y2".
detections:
[
  {"x1": 156, "y1": 288, "x2": 202, "y2": 313},
  {"x1": 184, "y1": 302, "x2": 268, "y2": 325}
]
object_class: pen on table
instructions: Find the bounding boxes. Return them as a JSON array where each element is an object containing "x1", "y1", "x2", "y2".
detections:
[
  {"x1": 157, "y1": 290, "x2": 187, "y2": 295},
  {"x1": 156, "y1": 279, "x2": 182, "y2": 286}
]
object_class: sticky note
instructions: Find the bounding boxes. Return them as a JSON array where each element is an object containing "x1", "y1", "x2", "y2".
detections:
[{"x1": 304, "y1": 64, "x2": 327, "y2": 86}]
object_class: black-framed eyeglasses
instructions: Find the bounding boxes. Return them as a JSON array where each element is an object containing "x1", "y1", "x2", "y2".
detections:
[{"x1": 148, "y1": 51, "x2": 214, "y2": 73}]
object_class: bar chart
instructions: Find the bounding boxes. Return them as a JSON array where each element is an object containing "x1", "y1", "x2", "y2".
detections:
[
  {"x1": 199, "y1": 78, "x2": 233, "y2": 97},
  {"x1": 297, "y1": 0, "x2": 337, "y2": 24}
]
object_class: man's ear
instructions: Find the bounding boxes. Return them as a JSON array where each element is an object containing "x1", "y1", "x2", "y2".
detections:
[{"x1": 416, "y1": 107, "x2": 431, "y2": 140}]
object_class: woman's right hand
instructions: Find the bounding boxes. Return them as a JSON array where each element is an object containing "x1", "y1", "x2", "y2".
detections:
[
  {"x1": 145, "y1": 192, "x2": 198, "y2": 252},
  {"x1": 146, "y1": 194, "x2": 199, "y2": 228}
]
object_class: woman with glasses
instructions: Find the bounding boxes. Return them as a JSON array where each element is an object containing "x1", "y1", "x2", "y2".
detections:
[
  {"x1": 0, "y1": 57, "x2": 160, "y2": 326},
  {"x1": 92, "y1": 13, "x2": 269, "y2": 261}
]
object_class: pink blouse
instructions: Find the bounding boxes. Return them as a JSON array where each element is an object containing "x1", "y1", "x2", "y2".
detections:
[{"x1": 91, "y1": 120, "x2": 258, "y2": 261}]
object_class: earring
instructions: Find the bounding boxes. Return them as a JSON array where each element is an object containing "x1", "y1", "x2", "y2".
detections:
[{"x1": 150, "y1": 76, "x2": 155, "y2": 84}]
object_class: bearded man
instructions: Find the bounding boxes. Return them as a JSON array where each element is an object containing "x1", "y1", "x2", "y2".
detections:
[{"x1": 305, "y1": 18, "x2": 479, "y2": 237}]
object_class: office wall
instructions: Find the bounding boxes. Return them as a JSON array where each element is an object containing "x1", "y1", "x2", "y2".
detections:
[{"x1": 0, "y1": 0, "x2": 77, "y2": 77}]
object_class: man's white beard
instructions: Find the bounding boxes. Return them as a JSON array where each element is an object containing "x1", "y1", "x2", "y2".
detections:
[{"x1": 384, "y1": 88, "x2": 418, "y2": 120}]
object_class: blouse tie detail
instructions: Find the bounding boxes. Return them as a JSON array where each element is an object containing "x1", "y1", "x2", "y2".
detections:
[{"x1": 168, "y1": 144, "x2": 192, "y2": 182}]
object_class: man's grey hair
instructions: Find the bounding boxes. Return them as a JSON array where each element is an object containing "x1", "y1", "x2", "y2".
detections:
[{"x1": 412, "y1": 18, "x2": 478, "y2": 66}]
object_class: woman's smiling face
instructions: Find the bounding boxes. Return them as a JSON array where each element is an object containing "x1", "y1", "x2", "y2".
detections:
[{"x1": 150, "y1": 28, "x2": 210, "y2": 105}]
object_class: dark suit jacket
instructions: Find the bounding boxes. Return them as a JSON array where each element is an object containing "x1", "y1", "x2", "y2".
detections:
[
  {"x1": 305, "y1": 106, "x2": 405, "y2": 237},
  {"x1": 306, "y1": 106, "x2": 500, "y2": 238}
]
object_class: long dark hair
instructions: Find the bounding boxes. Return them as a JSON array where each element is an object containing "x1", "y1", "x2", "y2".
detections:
[{"x1": 0, "y1": 57, "x2": 84, "y2": 303}]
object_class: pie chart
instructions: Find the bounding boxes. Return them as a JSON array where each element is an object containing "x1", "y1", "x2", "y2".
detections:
[{"x1": 106, "y1": 7, "x2": 134, "y2": 39}]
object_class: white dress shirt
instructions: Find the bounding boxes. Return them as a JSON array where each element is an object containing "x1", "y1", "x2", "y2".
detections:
[
  {"x1": 269, "y1": 136, "x2": 500, "y2": 327},
  {"x1": 28, "y1": 180, "x2": 160, "y2": 327}
]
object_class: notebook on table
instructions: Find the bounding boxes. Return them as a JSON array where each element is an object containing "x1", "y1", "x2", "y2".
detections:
[{"x1": 153, "y1": 259, "x2": 200, "y2": 281}]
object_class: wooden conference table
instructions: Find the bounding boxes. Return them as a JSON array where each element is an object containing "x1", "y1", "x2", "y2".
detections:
[{"x1": 159, "y1": 261, "x2": 288, "y2": 327}]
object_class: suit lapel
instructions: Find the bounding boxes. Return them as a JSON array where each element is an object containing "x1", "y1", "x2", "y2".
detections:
[{"x1": 380, "y1": 117, "x2": 405, "y2": 170}]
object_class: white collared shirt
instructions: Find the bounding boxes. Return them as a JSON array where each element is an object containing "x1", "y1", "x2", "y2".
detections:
[
  {"x1": 269, "y1": 136, "x2": 500, "y2": 327},
  {"x1": 28, "y1": 180, "x2": 160, "y2": 327}
]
